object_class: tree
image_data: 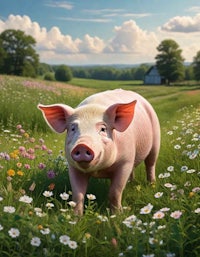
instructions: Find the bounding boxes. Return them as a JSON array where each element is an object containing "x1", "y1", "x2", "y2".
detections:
[
  {"x1": 55, "y1": 65, "x2": 73, "y2": 82},
  {"x1": 184, "y1": 65, "x2": 194, "y2": 81},
  {"x1": 134, "y1": 64, "x2": 150, "y2": 80},
  {"x1": 38, "y1": 63, "x2": 54, "y2": 76},
  {"x1": 0, "y1": 29, "x2": 39, "y2": 77},
  {"x1": 155, "y1": 39, "x2": 185, "y2": 85},
  {"x1": 192, "y1": 50, "x2": 200, "y2": 81}
]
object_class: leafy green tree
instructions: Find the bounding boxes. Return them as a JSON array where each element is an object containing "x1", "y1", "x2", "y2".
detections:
[
  {"x1": 55, "y1": 65, "x2": 73, "y2": 82},
  {"x1": 155, "y1": 39, "x2": 185, "y2": 85},
  {"x1": 134, "y1": 64, "x2": 150, "y2": 80},
  {"x1": 0, "y1": 39, "x2": 6, "y2": 68},
  {"x1": 192, "y1": 50, "x2": 200, "y2": 81},
  {"x1": 38, "y1": 63, "x2": 54, "y2": 76},
  {"x1": 184, "y1": 65, "x2": 194, "y2": 81},
  {"x1": 0, "y1": 29, "x2": 39, "y2": 77}
]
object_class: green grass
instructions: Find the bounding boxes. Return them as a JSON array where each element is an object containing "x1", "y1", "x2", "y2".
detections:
[{"x1": 0, "y1": 75, "x2": 200, "y2": 257}]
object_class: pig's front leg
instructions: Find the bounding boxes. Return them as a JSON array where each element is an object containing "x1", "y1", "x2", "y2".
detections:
[
  {"x1": 108, "y1": 163, "x2": 133, "y2": 213},
  {"x1": 68, "y1": 168, "x2": 89, "y2": 215}
]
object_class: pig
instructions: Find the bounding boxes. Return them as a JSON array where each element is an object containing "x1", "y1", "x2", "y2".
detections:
[{"x1": 38, "y1": 89, "x2": 160, "y2": 215}]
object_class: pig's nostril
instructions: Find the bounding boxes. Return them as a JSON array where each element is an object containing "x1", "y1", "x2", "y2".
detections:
[
  {"x1": 86, "y1": 150, "x2": 91, "y2": 156},
  {"x1": 75, "y1": 151, "x2": 80, "y2": 156}
]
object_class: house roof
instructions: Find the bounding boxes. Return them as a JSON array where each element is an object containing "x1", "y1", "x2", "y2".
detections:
[{"x1": 145, "y1": 65, "x2": 160, "y2": 76}]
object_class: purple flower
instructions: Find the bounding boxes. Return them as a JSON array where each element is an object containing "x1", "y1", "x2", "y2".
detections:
[
  {"x1": 38, "y1": 163, "x2": 46, "y2": 169},
  {"x1": 0, "y1": 152, "x2": 10, "y2": 160},
  {"x1": 47, "y1": 170, "x2": 56, "y2": 179}
]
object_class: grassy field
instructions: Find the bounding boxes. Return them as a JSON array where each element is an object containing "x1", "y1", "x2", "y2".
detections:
[{"x1": 0, "y1": 75, "x2": 200, "y2": 257}]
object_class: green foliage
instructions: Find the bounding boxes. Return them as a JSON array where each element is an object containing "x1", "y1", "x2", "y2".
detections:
[
  {"x1": 0, "y1": 29, "x2": 39, "y2": 77},
  {"x1": 71, "y1": 64, "x2": 150, "y2": 81},
  {"x1": 44, "y1": 72, "x2": 55, "y2": 81},
  {"x1": 192, "y1": 50, "x2": 200, "y2": 81},
  {"x1": 38, "y1": 63, "x2": 54, "y2": 76},
  {"x1": 55, "y1": 65, "x2": 73, "y2": 82},
  {"x1": 184, "y1": 65, "x2": 194, "y2": 80},
  {"x1": 156, "y1": 39, "x2": 185, "y2": 85}
]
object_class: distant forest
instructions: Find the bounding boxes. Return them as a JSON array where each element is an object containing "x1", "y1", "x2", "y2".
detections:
[{"x1": 38, "y1": 63, "x2": 194, "y2": 81}]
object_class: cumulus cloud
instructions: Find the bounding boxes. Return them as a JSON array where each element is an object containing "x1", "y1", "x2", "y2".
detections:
[
  {"x1": 0, "y1": 14, "x2": 104, "y2": 55},
  {"x1": 161, "y1": 13, "x2": 200, "y2": 33},
  {"x1": 78, "y1": 34, "x2": 105, "y2": 53},
  {"x1": 0, "y1": 15, "x2": 158, "y2": 64},
  {"x1": 1, "y1": 13, "x2": 200, "y2": 64},
  {"x1": 105, "y1": 20, "x2": 158, "y2": 55}
]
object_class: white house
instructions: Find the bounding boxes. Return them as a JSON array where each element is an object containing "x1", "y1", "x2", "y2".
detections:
[{"x1": 144, "y1": 66, "x2": 165, "y2": 85}]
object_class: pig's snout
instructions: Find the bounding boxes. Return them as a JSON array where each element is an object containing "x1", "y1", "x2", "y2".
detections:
[{"x1": 71, "y1": 144, "x2": 94, "y2": 163}]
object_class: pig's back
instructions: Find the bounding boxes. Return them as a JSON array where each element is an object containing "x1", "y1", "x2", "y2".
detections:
[{"x1": 79, "y1": 89, "x2": 147, "y2": 107}]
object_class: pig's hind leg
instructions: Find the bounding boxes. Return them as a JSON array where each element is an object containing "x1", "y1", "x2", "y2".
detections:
[
  {"x1": 144, "y1": 142, "x2": 160, "y2": 183},
  {"x1": 144, "y1": 118, "x2": 160, "y2": 182}
]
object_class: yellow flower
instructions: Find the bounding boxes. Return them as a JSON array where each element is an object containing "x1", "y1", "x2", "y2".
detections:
[
  {"x1": 7, "y1": 169, "x2": 15, "y2": 177},
  {"x1": 189, "y1": 192, "x2": 195, "y2": 198},
  {"x1": 38, "y1": 224, "x2": 43, "y2": 230},
  {"x1": 10, "y1": 150, "x2": 19, "y2": 159},
  {"x1": 17, "y1": 170, "x2": 24, "y2": 176},
  {"x1": 24, "y1": 133, "x2": 29, "y2": 138},
  {"x1": 84, "y1": 233, "x2": 91, "y2": 239}
]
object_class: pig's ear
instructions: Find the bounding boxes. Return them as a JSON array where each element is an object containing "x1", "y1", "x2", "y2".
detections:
[
  {"x1": 38, "y1": 104, "x2": 74, "y2": 133},
  {"x1": 105, "y1": 100, "x2": 137, "y2": 132}
]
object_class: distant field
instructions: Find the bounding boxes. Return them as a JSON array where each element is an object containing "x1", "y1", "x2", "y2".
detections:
[
  {"x1": 0, "y1": 76, "x2": 199, "y2": 130},
  {"x1": 0, "y1": 75, "x2": 200, "y2": 256}
]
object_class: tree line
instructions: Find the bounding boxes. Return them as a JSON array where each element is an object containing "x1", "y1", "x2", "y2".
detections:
[
  {"x1": 0, "y1": 29, "x2": 200, "y2": 84},
  {"x1": 38, "y1": 64, "x2": 150, "y2": 82}
]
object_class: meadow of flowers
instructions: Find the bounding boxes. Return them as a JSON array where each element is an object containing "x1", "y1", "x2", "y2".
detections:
[{"x1": 0, "y1": 76, "x2": 199, "y2": 256}]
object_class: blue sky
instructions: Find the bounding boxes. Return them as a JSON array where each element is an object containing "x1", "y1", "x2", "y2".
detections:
[{"x1": 1, "y1": 0, "x2": 200, "y2": 65}]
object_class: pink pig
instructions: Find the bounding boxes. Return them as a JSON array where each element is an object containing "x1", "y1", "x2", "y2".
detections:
[{"x1": 38, "y1": 89, "x2": 160, "y2": 215}]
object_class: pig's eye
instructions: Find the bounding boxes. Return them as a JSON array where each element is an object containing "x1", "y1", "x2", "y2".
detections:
[
  {"x1": 100, "y1": 127, "x2": 106, "y2": 132},
  {"x1": 99, "y1": 125, "x2": 107, "y2": 135},
  {"x1": 70, "y1": 124, "x2": 76, "y2": 132}
]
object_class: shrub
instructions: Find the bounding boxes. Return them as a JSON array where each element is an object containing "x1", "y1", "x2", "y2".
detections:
[
  {"x1": 55, "y1": 65, "x2": 73, "y2": 82},
  {"x1": 44, "y1": 72, "x2": 55, "y2": 81}
]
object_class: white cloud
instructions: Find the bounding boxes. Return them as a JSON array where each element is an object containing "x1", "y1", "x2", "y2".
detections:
[
  {"x1": 161, "y1": 13, "x2": 200, "y2": 33},
  {"x1": 58, "y1": 17, "x2": 111, "y2": 23},
  {"x1": 82, "y1": 9, "x2": 125, "y2": 15},
  {"x1": 0, "y1": 14, "x2": 107, "y2": 64},
  {"x1": 0, "y1": 14, "x2": 199, "y2": 65},
  {"x1": 121, "y1": 13, "x2": 151, "y2": 18},
  {"x1": 105, "y1": 20, "x2": 158, "y2": 56},
  {"x1": 45, "y1": 1, "x2": 73, "y2": 10},
  {"x1": 78, "y1": 34, "x2": 105, "y2": 53},
  {"x1": 187, "y1": 6, "x2": 200, "y2": 13}
]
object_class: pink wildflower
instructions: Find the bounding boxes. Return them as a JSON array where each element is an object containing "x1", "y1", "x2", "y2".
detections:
[
  {"x1": 38, "y1": 163, "x2": 46, "y2": 169},
  {"x1": 16, "y1": 124, "x2": 22, "y2": 130},
  {"x1": 24, "y1": 164, "x2": 31, "y2": 169},
  {"x1": 170, "y1": 210, "x2": 182, "y2": 219}
]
